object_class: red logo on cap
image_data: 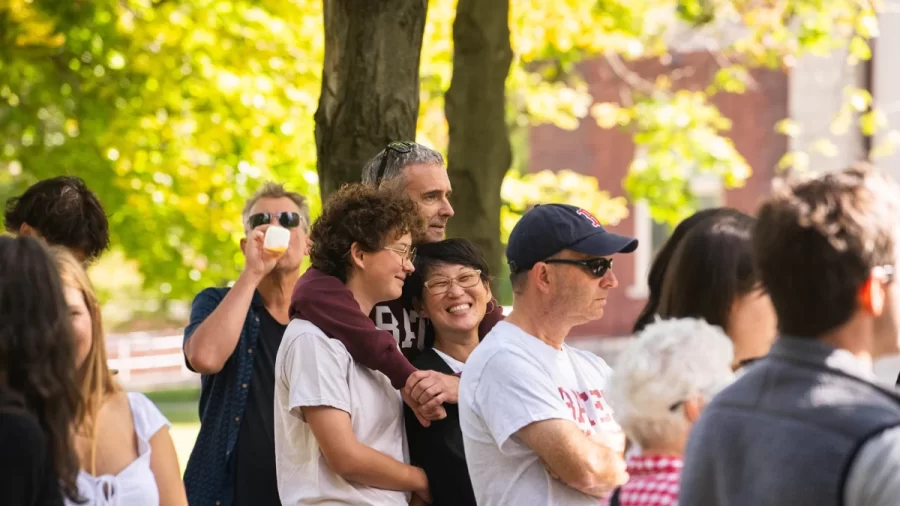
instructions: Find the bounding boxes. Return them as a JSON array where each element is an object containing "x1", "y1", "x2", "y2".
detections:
[{"x1": 577, "y1": 209, "x2": 602, "y2": 228}]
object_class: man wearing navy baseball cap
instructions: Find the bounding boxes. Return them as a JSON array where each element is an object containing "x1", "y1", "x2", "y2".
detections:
[{"x1": 459, "y1": 204, "x2": 637, "y2": 506}]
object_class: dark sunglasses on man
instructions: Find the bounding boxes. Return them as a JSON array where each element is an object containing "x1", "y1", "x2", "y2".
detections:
[
  {"x1": 374, "y1": 141, "x2": 416, "y2": 187},
  {"x1": 247, "y1": 212, "x2": 303, "y2": 230},
  {"x1": 543, "y1": 257, "x2": 613, "y2": 278}
]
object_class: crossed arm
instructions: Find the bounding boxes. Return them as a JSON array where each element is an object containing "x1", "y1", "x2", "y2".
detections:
[{"x1": 517, "y1": 419, "x2": 627, "y2": 497}]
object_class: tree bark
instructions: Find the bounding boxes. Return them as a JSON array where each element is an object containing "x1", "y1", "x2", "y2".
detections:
[
  {"x1": 444, "y1": 0, "x2": 513, "y2": 283},
  {"x1": 315, "y1": 0, "x2": 428, "y2": 198}
]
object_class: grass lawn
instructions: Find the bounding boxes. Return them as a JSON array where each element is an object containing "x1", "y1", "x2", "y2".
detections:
[{"x1": 146, "y1": 388, "x2": 201, "y2": 475}]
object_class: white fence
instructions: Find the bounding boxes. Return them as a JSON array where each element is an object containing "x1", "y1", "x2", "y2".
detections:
[
  {"x1": 107, "y1": 332, "x2": 198, "y2": 390},
  {"x1": 106, "y1": 315, "x2": 900, "y2": 390}
]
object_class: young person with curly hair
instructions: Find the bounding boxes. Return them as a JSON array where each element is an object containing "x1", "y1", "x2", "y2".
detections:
[
  {"x1": 0, "y1": 236, "x2": 83, "y2": 505},
  {"x1": 274, "y1": 184, "x2": 431, "y2": 506},
  {"x1": 290, "y1": 143, "x2": 504, "y2": 427}
]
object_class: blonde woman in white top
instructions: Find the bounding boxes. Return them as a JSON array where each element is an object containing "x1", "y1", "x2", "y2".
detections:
[{"x1": 53, "y1": 248, "x2": 187, "y2": 506}]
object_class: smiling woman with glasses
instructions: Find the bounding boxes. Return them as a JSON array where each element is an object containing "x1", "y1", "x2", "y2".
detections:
[
  {"x1": 273, "y1": 184, "x2": 433, "y2": 506},
  {"x1": 400, "y1": 238, "x2": 498, "y2": 506}
]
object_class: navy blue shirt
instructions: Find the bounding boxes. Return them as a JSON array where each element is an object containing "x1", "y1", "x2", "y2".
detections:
[{"x1": 182, "y1": 288, "x2": 264, "y2": 506}]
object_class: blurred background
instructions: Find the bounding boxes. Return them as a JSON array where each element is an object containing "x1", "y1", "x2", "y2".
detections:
[{"x1": 3, "y1": 0, "x2": 900, "y2": 471}]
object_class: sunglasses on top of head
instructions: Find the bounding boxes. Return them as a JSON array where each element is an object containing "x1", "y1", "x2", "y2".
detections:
[
  {"x1": 247, "y1": 212, "x2": 303, "y2": 230},
  {"x1": 374, "y1": 141, "x2": 416, "y2": 187},
  {"x1": 542, "y1": 257, "x2": 613, "y2": 278}
]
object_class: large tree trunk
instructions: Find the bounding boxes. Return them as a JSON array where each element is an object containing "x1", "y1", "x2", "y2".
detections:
[
  {"x1": 315, "y1": 0, "x2": 428, "y2": 198},
  {"x1": 445, "y1": 0, "x2": 513, "y2": 284}
]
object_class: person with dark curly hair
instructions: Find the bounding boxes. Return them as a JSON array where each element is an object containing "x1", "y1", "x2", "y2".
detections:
[
  {"x1": 274, "y1": 184, "x2": 431, "y2": 506},
  {"x1": 0, "y1": 236, "x2": 84, "y2": 506},
  {"x1": 4, "y1": 176, "x2": 110, "y2": 263},
  {"x1": 291, "y1": 142, "x2": 504, "y2": 428}
]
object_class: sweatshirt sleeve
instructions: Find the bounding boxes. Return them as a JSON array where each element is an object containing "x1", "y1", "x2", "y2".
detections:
[
  {"x1": 290, "y1": 268, "x2": 417, "y2": 389},
  {"x1": 477, "y1": 298, "x2": 505, "y2": 339}
]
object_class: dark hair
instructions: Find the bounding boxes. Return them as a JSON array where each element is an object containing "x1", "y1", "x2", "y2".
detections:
[
  {"x1": 405, "y1": 238, "x2": 491, "y2": 301},
  {"x1": 633, "y1": 208, "x2": 747, "y2": 332},
  {"x1": 657, "y1": 211, "x2": 758, "y2": 332},
  {"x1": 4, "y1": 176, "x2": 109, "y2": 262},
  {"x1": 310, "y1": 184, "x2": 423, "y2": 282},
  {"x1": 0, "y1": 236, "x2": 84, "y2": 502},
  {"x1": 754, "y1": 164, "x2": 900, "y2": 337}
]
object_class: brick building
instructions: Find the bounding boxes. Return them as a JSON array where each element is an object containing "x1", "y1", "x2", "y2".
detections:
[{"x1": 528, "y1": 53, "x2": 789, "y2": 338}]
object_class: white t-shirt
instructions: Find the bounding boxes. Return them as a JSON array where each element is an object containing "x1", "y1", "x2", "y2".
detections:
[
  {"x1": 433, "y1": 348, "x2": 465, "y2": 374},
  {"x1": 274, "y1": 319, "x2": 410, "y2": 506},
  {"x1": 459, "y1": 321, "x2": 621, "y2": 506}
]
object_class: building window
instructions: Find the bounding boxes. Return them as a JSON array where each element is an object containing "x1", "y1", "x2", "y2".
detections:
[{"x1": 626, "y1": 173, "x2": 724, "y2": 300}]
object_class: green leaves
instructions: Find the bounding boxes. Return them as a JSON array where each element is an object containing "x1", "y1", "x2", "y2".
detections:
[
  {"x1": 1, "y1": 0, "x2": 323, "y2": 300},
  {"x1": 501, "y1": 169, "x2": 630, "y2": 242}
]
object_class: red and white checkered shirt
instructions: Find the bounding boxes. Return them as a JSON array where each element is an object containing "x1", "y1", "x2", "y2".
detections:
[{"x1": 604, "y1": 454, "x2": 682, "y2": 506}]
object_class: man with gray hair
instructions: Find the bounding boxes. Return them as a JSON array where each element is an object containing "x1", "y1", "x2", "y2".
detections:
[
  {"x1": 603, "y1": 317, "x2": 735, "y2": 506},
  {"x1": 292, "y1": 142, "x2": 504, "y2": 425},
  {"x1": 182, "y1": 182, "x2": 310, "y2": 506},
  {"x1": 361, "y1": 141, "x2": 454, "y2": 242}
]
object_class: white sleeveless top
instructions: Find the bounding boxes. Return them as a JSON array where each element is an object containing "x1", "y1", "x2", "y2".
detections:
[{"x1": 66, "y1": 392, "x2": 170, "y2": 506}]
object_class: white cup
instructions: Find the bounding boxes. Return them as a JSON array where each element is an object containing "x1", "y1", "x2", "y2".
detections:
[{"x1": 264, "y1": 226, "x2": 290, "y2": 255}]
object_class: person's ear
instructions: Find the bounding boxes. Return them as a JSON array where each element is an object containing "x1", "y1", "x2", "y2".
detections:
[
  {"x1": 240, "y1": 238, "x2": 248, "y2": 256},
  {"x1": 533, "y1": 263, "x2": 553, "y2": 294},
  {"x1": 18, "y1": 223, "x2": 39, "y2": 237},
  {"x1": 859, "y1": 275, "x2": 887, "y2": 316},
  {"x1": 683, "y1": 397, "x2": 704, "y2": 424},
  {"x1": 483, "y1": 279, "x2": 493, "y2": 301},
  {"x1": 350, "y1": 242, "x2": 366, "y2": 271}
]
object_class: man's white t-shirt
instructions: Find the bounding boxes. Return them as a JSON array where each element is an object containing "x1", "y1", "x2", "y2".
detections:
[
  {"x1": 274, "y1": 319, "x2": 409, "y2": 506},
  {"x1": 459, "y1": 321, "x2": 621, "y2": 506}
]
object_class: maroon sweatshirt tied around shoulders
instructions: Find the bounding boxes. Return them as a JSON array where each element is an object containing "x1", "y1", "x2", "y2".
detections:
[
  {"x1": 290, "y1": 268, "x2": 417, "y2": 389},
  {"x1": 290, "y1": 267, "x2": 505, "y2": 390}
]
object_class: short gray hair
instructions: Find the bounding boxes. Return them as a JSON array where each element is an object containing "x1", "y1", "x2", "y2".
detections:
[
  {"x1": 361, "y1": 142, "x2": 444, "y2": 188},
  {"x1": 606, "y1": 317, "x2": 735, "y2": 449},
  {"x1": 242, "y1": 181, "x2": 310, "y2": 232}
]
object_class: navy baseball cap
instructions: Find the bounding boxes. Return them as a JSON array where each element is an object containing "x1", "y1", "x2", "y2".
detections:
[{"x1": 506, "y1": 204, "x2": 638, "y2": 274}]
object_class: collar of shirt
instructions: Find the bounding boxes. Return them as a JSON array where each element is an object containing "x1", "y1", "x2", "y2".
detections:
[
  {"x1": 772, "y1": 335, "x2": 877, "y2": 382},
  {"x1": 432, "y1": 348, "x2": 465, "y2": 375}
]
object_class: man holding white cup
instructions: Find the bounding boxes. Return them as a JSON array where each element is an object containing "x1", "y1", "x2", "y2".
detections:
[{"x1": 182, "y1": 182, "x2": 310, "y2": 506}]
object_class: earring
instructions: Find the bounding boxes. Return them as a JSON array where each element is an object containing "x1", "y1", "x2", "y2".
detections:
[{"x1": 486, "y1": 299, "x2": 497, "y2": 315}]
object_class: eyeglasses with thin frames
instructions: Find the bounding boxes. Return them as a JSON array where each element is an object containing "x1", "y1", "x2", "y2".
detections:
[
  {"x1": 374, "y1": 141, "x2": 415, "y2": 187},
  {"x1": 424, "y1": 269, "x2": 483, "y2": 295},
  {"x1": 383, "y1": 245, "x2": 416, "y2": 264}
]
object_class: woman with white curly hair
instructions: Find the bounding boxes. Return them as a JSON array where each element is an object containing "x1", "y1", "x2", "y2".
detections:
[{"x1": 603, "y1": 318, "x2": 735, "y2": 506}]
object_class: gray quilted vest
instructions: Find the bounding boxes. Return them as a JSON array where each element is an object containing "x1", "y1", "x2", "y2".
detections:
[{"x1": 679, "y1": 336, "x2": 900, "y2": 506}]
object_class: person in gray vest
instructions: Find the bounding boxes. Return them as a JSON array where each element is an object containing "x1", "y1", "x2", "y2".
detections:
[{"x1": 679, "y1": 163, "x2": 900, "y2": 506}]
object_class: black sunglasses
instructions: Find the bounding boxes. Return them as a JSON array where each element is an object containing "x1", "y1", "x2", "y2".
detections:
[
  {"x1": 543, "y1": 257, "x2": 613, "y2": 278},
  {"x1": 374, "y1": 141, "x2": 415, "y2": 187},
  {"x1": 247, "y1": 212, "x2": 302, "y2": 230}
]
